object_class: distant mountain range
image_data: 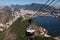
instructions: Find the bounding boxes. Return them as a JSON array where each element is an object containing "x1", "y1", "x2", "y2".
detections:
[
  {"x1": 11, "y1": 3, "x2": 56, "y2": 12},
  {"x1": 1, "y1": 3, "x2": 60, "y2": 12}
]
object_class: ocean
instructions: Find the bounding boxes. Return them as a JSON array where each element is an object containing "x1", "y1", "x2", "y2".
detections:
[{"x1": 32, "y1": 16, "x2": 60, "y2": 37}]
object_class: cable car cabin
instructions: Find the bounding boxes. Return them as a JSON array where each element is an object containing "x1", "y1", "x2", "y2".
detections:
[{"x1": 26, "y1": 29, "x2": 35, "y2": 36}]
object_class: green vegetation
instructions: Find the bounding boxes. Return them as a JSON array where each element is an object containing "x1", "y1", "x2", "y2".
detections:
[
  {"x1": 10, "y1": 17, "x2": 29, "y2": 40},
  {"x1": 0, "y1": 31, "x2": 5, "y2": 40},
  {"x1": 9, "y1": 17, "x2": 55, "y2": 40},
  {"x1": 0, "y1": 17, "x2": 55, "y2": 40},
  {"x1": 0, "y1": 13, "x2": 2, "y2": 18}
]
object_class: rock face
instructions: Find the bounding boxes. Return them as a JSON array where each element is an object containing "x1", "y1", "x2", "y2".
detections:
[{"x1": 26, "y1": 23, "x2": 50, "y2": 37}]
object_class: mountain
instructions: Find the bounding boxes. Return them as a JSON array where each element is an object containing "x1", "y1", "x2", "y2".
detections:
[
  {"x1": 1, "y1": 6, "x2": 13, "y2": 22},
  {"x1": 1, "y1": 6, "x2": 11, "y2": 11},
  {"x1": 11, "y1": 3, "x2": 56, "y2": 11}
]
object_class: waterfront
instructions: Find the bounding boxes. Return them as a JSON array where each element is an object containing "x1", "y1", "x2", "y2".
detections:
[{"x1": 33, "y1": 16, "x2": 60, "y2": 37}]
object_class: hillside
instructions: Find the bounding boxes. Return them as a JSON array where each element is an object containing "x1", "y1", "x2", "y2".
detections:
[
  {"x1": 0, "y1": 17, "x2": 55, "y2": 40},
  {"x1": 4, "y1": 17, "x2": 29, "y2": 40}
]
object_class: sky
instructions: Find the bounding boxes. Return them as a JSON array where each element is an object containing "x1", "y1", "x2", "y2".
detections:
[{"x1": 0, "y1": 0, "x2": 60, "y2": 8}]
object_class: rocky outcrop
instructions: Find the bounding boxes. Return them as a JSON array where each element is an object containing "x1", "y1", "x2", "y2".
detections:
[{"x1": 26, "y1": 23, "x2": 50, "y2": 37}]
